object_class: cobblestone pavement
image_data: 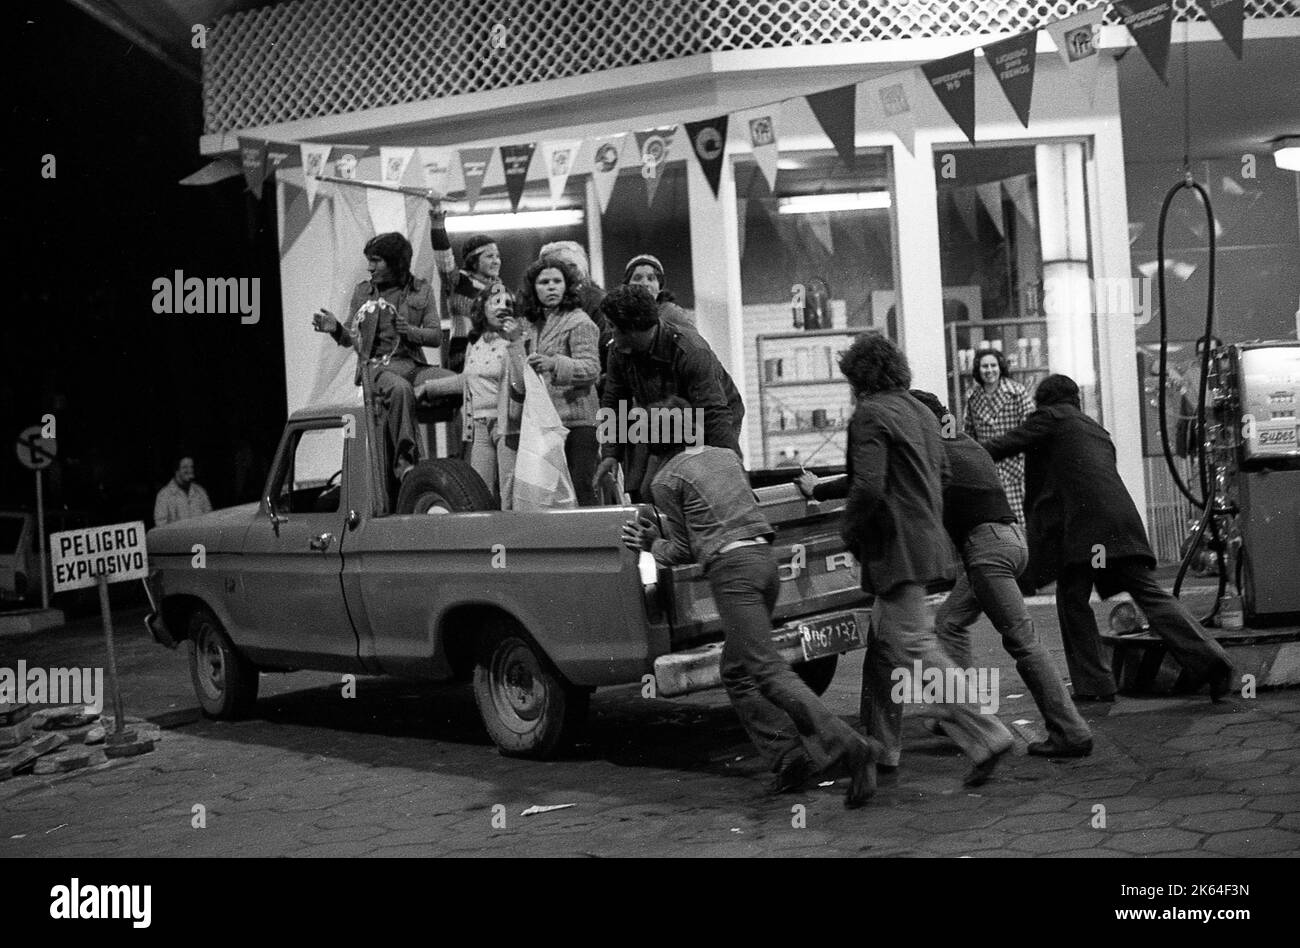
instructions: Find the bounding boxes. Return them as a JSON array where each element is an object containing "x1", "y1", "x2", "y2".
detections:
[{"x1": 2, "y1": 586, "x2": 1297, "y2": 858}]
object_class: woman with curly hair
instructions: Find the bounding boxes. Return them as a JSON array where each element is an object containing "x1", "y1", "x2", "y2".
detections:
[
  {"x1": 963, "y1": 347, "x2": 1035, "y2": 524},
  {"x1": 518, "y1": 255, "x2": 602, "y2": 506}
]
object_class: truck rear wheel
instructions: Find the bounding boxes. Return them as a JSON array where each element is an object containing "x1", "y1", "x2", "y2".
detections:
[
  {"x1": 188, "y1": 607, "x2": 259, "y2": 719},
  {"x1": 473, "y1": 623, "x2": 588, "y2": 759},
  {"x1": 396, "y1": 459, "x2": 494, "y2": 514},
  {"x1": 794, "y1": 655, "x2": 838, "y2": 697}
]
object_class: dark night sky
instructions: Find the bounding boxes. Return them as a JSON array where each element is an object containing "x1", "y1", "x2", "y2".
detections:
[{"x1": 2, "y1": 3, "x2": 286, "y2": 524}]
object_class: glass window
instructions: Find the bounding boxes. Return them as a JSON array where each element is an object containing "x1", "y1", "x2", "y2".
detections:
[
  {"x1": 600, "y1": 163, "x2": 694, "y2": 307},
  {"x1": 735, "y1": 147, "x2": 895, "y2": 469},
  {"x1": 274, "y1": 425, "x2": 345, "y2": 515},
  {"x1": 934, "y1": 141, "x2": 1100, "y2": 424}
]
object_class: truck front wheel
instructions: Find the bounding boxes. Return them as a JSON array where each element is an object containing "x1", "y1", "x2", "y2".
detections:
[
  {"x1": 473, "y1": 624, "x2": 588, "y2": 759},
  {"x1": 188, "y1": 607, "x2": 259, "y2": 719}
]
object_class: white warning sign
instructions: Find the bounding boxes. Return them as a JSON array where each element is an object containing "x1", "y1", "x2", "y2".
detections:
[{"x1": 50, "y1": 521, "x2": 149, "y2": 592}]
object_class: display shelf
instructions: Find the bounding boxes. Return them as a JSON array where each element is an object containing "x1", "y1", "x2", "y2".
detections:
[
  {"x1": 756, "y1": 329, "x2": 857, "y2": 469},
  {"x1": 946, "y1": 317, "x2": 1050, "y2": 424}
]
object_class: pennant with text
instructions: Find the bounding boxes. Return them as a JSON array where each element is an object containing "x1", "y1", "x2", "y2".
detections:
[
  {"x1": 1194, "y1": 0, "x2": 1243, "y2": 59},
  {"x1": 806, "y1": 85, "x2": 857, "y2": 170},
  {"x1": 238, "y1": 138, "x2": 267, "y2": 199},
  {"x1": 1046, "y1": 6, "x2": 1106, "y2": 104},
  {"x1": 417, "y1": 147, "x2": 457, "y2": 199},
  {"x1": 1115, "y1": 0, "x2": 1175, "y2": 84},
  {"x1": 635, "y1": 126, "x2": 677, "y2": 208},
  {"x1": 922, "y1": 50, "x2": 977, "y2": 145},
  {"x1": 500, "y1": 142, "x2": 536, "y2": 213},
  {"x1": 589, "y1": 134, "x2": 627, "y2": 215},
  {"x1": 459, "y1": 147, "x2": 495, "y2": 212},
  {"x1": 984, "y1": 29, "x2": 1038, "y2": 128},
  {"x1": 300, "y1": 143, "x2": 331, "y2": 207},
  {"x1": 685, "y1": 116, "x2": 729, "y2": 198},
  {"x1": 540, "y1": 140, "x2": 582, "y2": 208}
]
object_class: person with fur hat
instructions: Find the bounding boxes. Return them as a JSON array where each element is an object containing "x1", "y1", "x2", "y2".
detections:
[{"x1": 312, "y1": 230, "x2": 451, "y2": 482}]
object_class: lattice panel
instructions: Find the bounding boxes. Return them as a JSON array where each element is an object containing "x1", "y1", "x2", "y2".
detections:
[{"x1": 204, "y1": 0, "x2": 1297, "y2": 135}]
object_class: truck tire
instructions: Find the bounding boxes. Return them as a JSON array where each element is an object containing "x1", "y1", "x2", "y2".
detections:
[
  {"x1": 473, "y1": 622, "x2": 589, "y2": 759},
  {"x1": 794, "y1": 655, "x2": 838, "y2": 697},
  {"x1": 188, "y1": 607, "x2": 259, "y2": 719},
  {"x1": 396, "y1": 458, "x2": 495, "y2": 514}
]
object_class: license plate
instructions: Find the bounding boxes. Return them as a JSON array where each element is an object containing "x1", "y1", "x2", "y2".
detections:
[{"x1": 799, "y1": 613, "x2": 864, "y2": 662}]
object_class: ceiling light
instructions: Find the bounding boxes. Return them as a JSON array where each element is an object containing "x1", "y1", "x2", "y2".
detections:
[
  {"x1": 776, "y1": 192, "x2": 892, "y2": 214},
  {"x1": 1273, "y1": 137, "x2": 1300, "y2": 172},
  {"x1": 444, "y1": 209, "x2": 584, "y2": 233}
]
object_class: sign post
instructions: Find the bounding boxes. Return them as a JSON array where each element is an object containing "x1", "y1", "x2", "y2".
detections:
[
  {"x1": 49, "y1": 521, "x2": 153, "y2": 756},
  {"x1": 15, "y1": 425, "x2": 57, "y2": 609}
]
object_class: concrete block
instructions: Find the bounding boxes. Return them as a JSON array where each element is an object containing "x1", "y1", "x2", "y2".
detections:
[
  {"x1": 0, "y1": 717, "x2": 34, "y2": 749},
  {"x1": 0, "y1": 703, "x2": 32, "y2": 726},
  {"x1": 31, "y1": 746, "x2": 107, "y2": 774},
  {"x1": 0, "y1": 608, "x2": 65, "y2": 636},
  {"x1": 0, "y1": 746, "x2": 39, "y2": 780},
  {"x1": 29, "y1": 732, "x2": 69, "y2": 758}
]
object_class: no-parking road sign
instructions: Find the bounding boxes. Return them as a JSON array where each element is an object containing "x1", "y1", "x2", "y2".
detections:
[{"x1": 16, "y1": 425, "x2": 57, "y2": 470}]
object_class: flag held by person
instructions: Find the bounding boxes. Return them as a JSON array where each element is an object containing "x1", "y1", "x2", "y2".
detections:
[{"x1": 513, "y1": 366, "x2": 578, "y2": 511}]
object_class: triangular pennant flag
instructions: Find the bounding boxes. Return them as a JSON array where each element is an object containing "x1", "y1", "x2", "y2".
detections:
[
  {"x1": 334, "y1": 174, "x2": 374, "y2": 243},
  {"x1": 329, "y1": 145, "x2": 371, "y2": 181},
  {"x1": 266, "y1": 142, "x2": 296, "y2": 175},
  {"x1": 635, "y1": 126, "x2": 677, "y2": 208},
  {"x1": 1046, "y1": 6, "x2": 1106, "y2": 104},
  {"x1": 975, "y1": 182, "x2": 1006, "y2": 238},
  {"x1": 279, "y1": 181, "x2": 313, "y2": 256},
  {"x1": 805, "y1": 85, "x2": 857, "y2": 170},
  {"x1": 743, "y1": 109, "x2": 780, "y2": 192},
  {"x1": 540, "y1": 140, "x2": 582, "y2": 208},
  {"x1": 379, "y1": 147, "x2": 415, "y2": 186},
  {"x1": 950, "y1": 188, "x2": 981, "y2": 238},
  {"x1": 805, "y1": 212, "x2": 834, "y2": 256},
  {"x1": 238, "y1": 137, "x2": 267, "y2": 199},
  {"x1": 458, "y1": 147, "x2": 495, "y2": 212},
  {"x1": 1195, "y1": 0, "x2": 1243, "y2": 59},
  {"x1": 865, "y1": 71, "x2": 919, "y2": 155},
  {"x1": 500, "y1": 142, "x2": 536, "y2": 213},
  {"x1": 922, "y1": 50, "x2": 978, "y2": 145},
  {"x1": 1004, "y1": 174, "x2": 1035, "y2": 227},
  {"x1": 300, "y1": 143, "x2": 331, "y2": 207},
  {"x1": 589, "y1": 134, "x2": 627, "y2": 216},
  {"x1": 685, "y1": 116, "x2": 729, "y2": 198},
  {"x1": 417, "y1": 147, "x2": 456, "y2": 199},
  {"x1": 1115, "y1": 0, "x2": 1176, "y2": 84},
  {"x1": 984, "y1": 29, "x2": 1038, "y2": 128},
  {"x1": 1129, "y1": 221, "x2": 1147, "y2": 246}
]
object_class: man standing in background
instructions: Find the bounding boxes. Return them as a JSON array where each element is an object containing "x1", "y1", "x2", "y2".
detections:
[{"x1": 153, "y1": 457, "x2": 211, "y2": 527}]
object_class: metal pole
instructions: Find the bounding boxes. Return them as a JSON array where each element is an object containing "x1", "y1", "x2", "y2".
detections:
[
  {"x1": 313, "y1": 174, "x2": 441, "y2": 200},
  {"x1": 35, "y1": 469, "x2": 48, "y2": 609},
  {"x1": 98, "y1": 573, "x2": 127, "y2": 735}
]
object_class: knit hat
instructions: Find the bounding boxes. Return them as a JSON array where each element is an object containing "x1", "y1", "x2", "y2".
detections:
[
  {"x1": 462, "y1": 234, "x2": 497, "y2": 269},
  {"x1": 623, "y1": 253, "x2": 665, "y2": 287}
]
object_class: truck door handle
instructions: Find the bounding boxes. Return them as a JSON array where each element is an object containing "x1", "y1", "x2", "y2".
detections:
[{"x1": 309, "y1": 533, "x2": 334, "y2": 552}]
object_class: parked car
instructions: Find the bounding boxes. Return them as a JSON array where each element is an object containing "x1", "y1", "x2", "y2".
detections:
[{"x1": 144, "y1": 399, "x2": 873, "y2": 758}]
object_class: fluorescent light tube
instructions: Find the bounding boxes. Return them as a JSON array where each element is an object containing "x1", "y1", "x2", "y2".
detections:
[
  {"x1": 776, "y1": 192, "x2": 891, "y2": 214},
  {"x1": 445, "y1": 209, "x2": 584, "y2": 232}
]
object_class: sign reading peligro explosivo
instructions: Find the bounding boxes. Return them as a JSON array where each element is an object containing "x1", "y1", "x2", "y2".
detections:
[{"x1": 49, "y1": 521, "x2": 149, "y2": 592}]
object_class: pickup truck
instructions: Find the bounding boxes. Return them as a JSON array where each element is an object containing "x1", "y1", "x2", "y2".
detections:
[{"x1": 144, "y1": 397, "x2": 873, "y2": 759}]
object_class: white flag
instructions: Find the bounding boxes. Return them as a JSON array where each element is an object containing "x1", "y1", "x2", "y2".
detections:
[
  {"x1": 738, "y1": 107, "x2": 781, "y2": 193},
  {"x1": 300, "y1": 143, "x2": 331, "y2": 207},
  {"x1": 863, "y1": 70, "x2": 919, "y2": 155},
  {"x1": 976, "y1": 182, "x2": 1006, "y2": 238},
  {"x1": 417, "y1": 147, "x2": 457, "y2": 199},
  {"x1": 513, "y1": 367, "x2": 578, "y2": 511},
  {"x1": 540, "y1": 140, "x2": 583, "y2": 208},
  {"x1": 1045, "y1": 5, "x2": 1107, "y2": 105},
  {"x1": 379, "y1": 147, "x2": 415, "y2": 186},
  {"x1": 589, "y1": 134, "x2": 628, "y2": 216}
]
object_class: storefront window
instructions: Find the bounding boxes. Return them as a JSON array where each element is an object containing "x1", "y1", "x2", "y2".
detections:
[
  {"x1": 735, "y1": 148, "x2": 896, "y2": 469},
  {"x1": 599, "y1": 163, "x2": 694, "y2": 307},
  {"x1": 934, "y1": 141, "x2": 1100, "y2": 426}
]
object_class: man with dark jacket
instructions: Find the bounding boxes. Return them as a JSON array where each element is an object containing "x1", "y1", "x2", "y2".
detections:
[
  {"x1": 984, "y1": 374, "x2": 1233, "y2": 703},
  {"x1": 839, "y1": 334, "x2": 1014, "y2": 787},
  {"x1": 592, "y1": 285, "x2": 743, "y2": 500}
]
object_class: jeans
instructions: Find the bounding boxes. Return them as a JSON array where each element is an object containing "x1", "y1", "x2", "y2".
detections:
[
  {"x1": 468, "y1": 416, "x2": 517, "y2": 510},
  {"x1": 861, "y1": 582, "x2": 1014, "y2": 767},
  {"x1": 708, "y1": 547, "x2": 863, "y2": 774},
  {"x1": 1056, "y1": 557, "x2": 1232, "y2": 697},
  {"x1": 370, "y1": 359, "x2": 452, "y2": 473},
  {"x1": 565, "y1": 425, "x2": 600, "y2": 507},
  {"x1": 936, "y1": 522, "x2": 1091, "y2": 746}
]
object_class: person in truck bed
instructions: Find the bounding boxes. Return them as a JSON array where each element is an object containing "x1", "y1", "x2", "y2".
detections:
[{"x1": 621, "y1": 397, "x2": 881, "y2": 808}]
